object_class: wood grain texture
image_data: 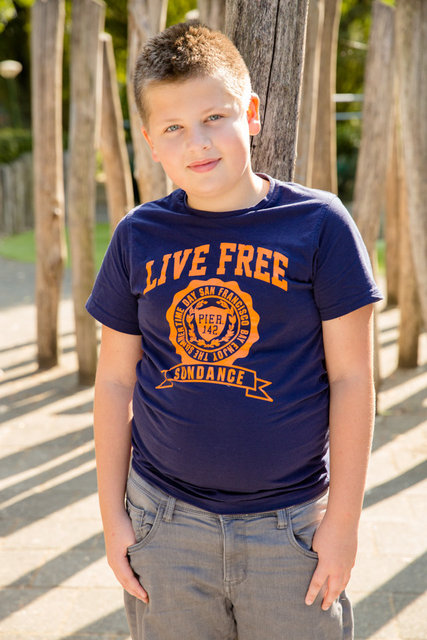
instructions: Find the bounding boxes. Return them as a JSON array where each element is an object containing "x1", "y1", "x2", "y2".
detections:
[
  {"x1": 127, "y1": 0, "x2": 169, "y2": 204},
  {"x1": 99, "y1": 33, "x2": 134, "y2": 230},
  {"x1": 396, "y1": 0, "x2": 427, "y2": 329},
  {"x1": 226, "y1": 0, "x2": 309, "y2": 181},
  {"x1": 68, "y1": 0, "x2": 105, "y2": 384},
  {"x1": 31, "y1": 0, "x2": 67, "y2": 369},
  {"x1": 352, "y1": 1, "x2": 395, "y2": 257}
]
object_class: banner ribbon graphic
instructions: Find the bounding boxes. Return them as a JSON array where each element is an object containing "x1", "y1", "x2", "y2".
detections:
[{"x1": 157, "y1": 363, "x2": 273, "y2": 402}]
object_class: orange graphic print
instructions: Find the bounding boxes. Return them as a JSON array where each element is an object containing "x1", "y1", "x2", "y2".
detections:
[{"x1": 157, "y1": 279, "x2": 273, "y2": 401}]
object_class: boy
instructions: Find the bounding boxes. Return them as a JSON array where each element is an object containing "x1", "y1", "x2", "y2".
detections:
[{"x1": 86, "y1": 22, "x2": 382, "y2": 640}]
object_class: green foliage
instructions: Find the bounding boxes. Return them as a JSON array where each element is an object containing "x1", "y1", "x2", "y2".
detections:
[
  {"x1": 0, "y1": 1, "x2": 31, "y2": 126},
  {"x1": 0, "y1": 0, "x2": 32, "y2": 34},
  {"x1": 0, "y1": 0, "x2": 16, "y2": 34},
  {"x1": 0, "y1": 127, "x2": 31, "y2": 163},
  {"x1": 336, "y1": 0, "x2": 373, "y2": 201},
  {"x1": 337, "y1": 0, "x2": 372, "y2": 97},
  {"x1": 337, "y1": 120, "x2": 361, "y2": 204},
  {"x1": 167, "y1": 0, "x2": 197, "y2": 27}
]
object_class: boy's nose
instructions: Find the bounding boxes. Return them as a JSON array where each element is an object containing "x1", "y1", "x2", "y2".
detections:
[{"x1": 186, "y1": 126, "x2": 211, "y2": 151}]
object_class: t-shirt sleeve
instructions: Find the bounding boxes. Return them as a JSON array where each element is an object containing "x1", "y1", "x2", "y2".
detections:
[
  {"x1": 313, "y1": 197, "x2": 383, "y2": 321},
  {"x1": 85, "y1": 215, "x2": 141, "y2": 334}
]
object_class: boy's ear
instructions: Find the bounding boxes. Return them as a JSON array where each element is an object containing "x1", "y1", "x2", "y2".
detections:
[
  {"x1": 247, "y1": 93, "x2": 261, "y2": 136},
  {"x1": 141, "y1": 127, "x2": 160, "y2": 162}
]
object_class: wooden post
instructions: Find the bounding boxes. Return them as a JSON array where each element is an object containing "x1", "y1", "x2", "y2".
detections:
[
  {"x1": 127, "y1": 0, "x2": 169, "y2": 204},
  {"x1": 68, "y1": 0, "x2": 105, "y2": 385},
  {"x1": 351, "y1": 2, "x2": 395, "y2": 391},
  {"x1": 397, "y1": 159, "x2": 421, "y2": 368},
  {"x1": 295, "y1": 0, "x2": 324, "y2": 186},
  {"x1": 385, "y1": 107, "x2": 400, "y2": 307},
  {"x1": 198, "y1": 0, "x2": 226, "y2": 31},
  {"x1": 311, "y1": 0, "x2": 341, "y2": 193},
  {"x1": 31, "y1": 0, "x2": 67, "y2": 369},
  {"x1": 352, "y1": 1, "x2": 395, "y2": 257},
  {"x1": 99, "y1": 33, "x2": 134, "y2": 230},
  {"x1": 396, "y1": 0, "x2": 427, "y2": 329},
  {"x1": 225, "y1": 0, "x2": 309, "y2": 181}
]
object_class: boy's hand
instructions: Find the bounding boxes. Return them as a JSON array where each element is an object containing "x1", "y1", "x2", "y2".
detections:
[
  {"x1": 104, "y1": 509, "x2": 149, "y2": 603},
  {"x1": 304, "y1": 515, "x2": 357, "y2": 610}
]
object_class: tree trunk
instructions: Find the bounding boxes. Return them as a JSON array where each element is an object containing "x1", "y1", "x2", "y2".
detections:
[
  {"x1": 198, "y1": 0, "x2": 226, "y2": 31},
  {"x1": 31, "y1": 0, "x2": 67, "y2": 369},
  {"x1": 68, "y1": 0, "x2": 105, "y2": 385},
  {"x1": 127, "y1": 0, "x2": 169, "y2": 204},
  {"x1": 225, "y1": 0, "x2": 309, "y2": 181},
  {"x1": 398, "y1": 162, "x2": 421, "y2": 368},
  {"x1": 385, "y1": 106, "x2": 400, "y2": 307},
  {"x1": 311, "y1": 0, "x2": 341, "y2": 193},
  {"x1": 295, "y1": 0, "x2": 324, "y2": 186},
  {"x1": 99, "y1": 33, "x2": 134, "y2": 230},
  {"x1": 395, "y1": 0, "x2": 427, "y2": 329},
  {"x1": 352, "y1": 0, "x2": 395, "y2": 257}
]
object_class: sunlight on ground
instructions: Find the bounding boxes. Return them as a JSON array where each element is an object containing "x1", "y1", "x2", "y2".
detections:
[{"x1": 0, "y1": 292, "x2": 425, "y2": 639}]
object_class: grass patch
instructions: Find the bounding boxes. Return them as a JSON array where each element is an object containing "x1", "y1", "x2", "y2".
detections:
[
  {"x1": 376, "y1": 238, "x2": 385, "y2": 275},
  {"x1": 0, "y1": 223, "x2": 111, "y2": 271}
]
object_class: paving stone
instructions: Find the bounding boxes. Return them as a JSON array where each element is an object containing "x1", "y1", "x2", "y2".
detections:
[
  {"x1": 0, "y1": 587, "x2": 76, "y2": 637},
  {"x1": 0, "y1": 548, "x2": 51, "y2": 587},
  {"x1": 2, "y1": 515, "x2": 103, "y2": 551},
  {"x1": 363, "y1": 493, "x2": 415, "y2": 523},
  {"x1": 352, "y1": 592, "x2": 400, "y2": 639},
  {"x1": 33, "y1": 554, "x2": 115, "y2": 589},
  {"x1": 371, "y1": 522, "x2": 427, "y2": 558},
  {"x1": 394, "y1": 591, "x2": 427, "y2": 640},
  {"x1": 349, "y1": 554, "x2": 424, "y2": 594},
  {"x1": 62, "y1": 592, "x2": 129, "y2": 637},
  {"x1": 1, "y1": 262, "x2": 427, "y2": 639}
]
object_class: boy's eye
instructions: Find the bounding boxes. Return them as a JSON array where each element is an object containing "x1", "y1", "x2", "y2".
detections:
[
  {"x1": 165, "y1": 124, "x2": 180, "y2": 133},
  {"x1": 207, "y1": 114, "x2": 222, "y2": 122}
]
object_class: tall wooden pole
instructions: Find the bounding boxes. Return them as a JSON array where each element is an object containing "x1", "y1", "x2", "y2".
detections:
[
  {"x1": 396, "y1": 0, "x2": 427, "y2": 329},
  {"x1": 68, "y1": 0, "x2": 105, "y2": 385},
  {"x1": 295, "y1": 0, "x2": 324, "y2": 186},
  {"x1": 311, "y1": 0, "x2": 341, "y2": 193},
  {"x1": 352, "y1": 2, "x2": 395, "y2": 390},
  {"x1": 385, "y1": 107, "x2": 400, "y2": 307},
  {"x1": 198, "y1": 0, "x2": 226, "y2": 31},
  {"x1": 127, "y1": 0, "x2": 169, "y2": 204},
  {"x1": 99, "y1": 33, "x2": 134, "y2": 230},
  {"x1": 31, "y1": 0, "x2": 66, "y2": 369},
  {"x1": 225, "y1": 0, "x2": 309, "y2": 181},
  {"x1": 397, "y1": 165, "x2": 421, "y2": 368},
  {"x1": 352, "y1": 1, "x2": 395, "y2": 257}
]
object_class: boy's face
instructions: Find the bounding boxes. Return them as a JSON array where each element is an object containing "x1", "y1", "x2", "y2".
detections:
[{"x1": 142, "y1": 75, "x2": 262, "y2": 211}]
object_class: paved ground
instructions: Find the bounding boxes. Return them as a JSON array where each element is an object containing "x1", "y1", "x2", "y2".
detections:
[{"x1": 0, "y1": 255, "x2": 426, "y2": 640}]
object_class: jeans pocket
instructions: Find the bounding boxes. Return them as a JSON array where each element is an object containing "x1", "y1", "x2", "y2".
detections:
[
  {"x1": 125, "y1": 483, "x2": 164, "y2": 554},
  {"x1": 285, "y1": 492, "x2": 328, "y2": 559},
  {"x1": 126, "y1": 497, "x2": 154, "y2": 544}
]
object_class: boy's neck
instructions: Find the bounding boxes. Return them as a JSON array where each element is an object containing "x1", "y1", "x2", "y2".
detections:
[{"x1": 186, "y1": 172, "x2": 270, "y2": 213}]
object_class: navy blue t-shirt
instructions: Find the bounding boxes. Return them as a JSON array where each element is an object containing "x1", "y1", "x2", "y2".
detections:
[{"x1": 86, "y1": 176, "x2": 383, "y2": 514}]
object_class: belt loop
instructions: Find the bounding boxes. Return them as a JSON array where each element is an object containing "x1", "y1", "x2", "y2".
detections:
[
  {"x1": 163, "y1": 496, "x2": 176, "y2": 522},
  {"x1": 276, "y1": 508, "x2": 287, "y2": 530}
]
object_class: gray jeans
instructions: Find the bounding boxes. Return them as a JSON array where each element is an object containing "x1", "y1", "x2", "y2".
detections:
[{"x1": 124, "y1": 467, "x2": 353, "y2": 639}]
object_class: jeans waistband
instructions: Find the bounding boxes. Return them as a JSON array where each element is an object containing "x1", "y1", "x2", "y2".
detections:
[
  {"x1": 127, "y1": 465, "x2": 328, "y2": 526},
  {"x1": 128, "y1": 466, "x2": 178, "y2": 522}
]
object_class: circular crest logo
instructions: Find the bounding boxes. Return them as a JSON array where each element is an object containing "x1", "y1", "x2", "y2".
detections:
[{"x1": 166, "y1": 279, "x2": 259, "y2": 365}]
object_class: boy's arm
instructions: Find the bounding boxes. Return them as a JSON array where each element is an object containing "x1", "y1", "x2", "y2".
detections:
[
  {"x1": 305, "y1": 303, "x2": 375, "y2": 610},
  {"x1": 94, "y1": 324, "x2": 148, "y2": 602}
]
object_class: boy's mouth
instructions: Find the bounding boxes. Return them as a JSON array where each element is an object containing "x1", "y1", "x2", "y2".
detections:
[{"x1": 187, "y1": 158, "x2": 220, "y2": 173}]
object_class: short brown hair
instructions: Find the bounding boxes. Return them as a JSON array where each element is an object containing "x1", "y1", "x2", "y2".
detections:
[{"x1": 134, "y1": 21, "x2": 252, "y2": 125}]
